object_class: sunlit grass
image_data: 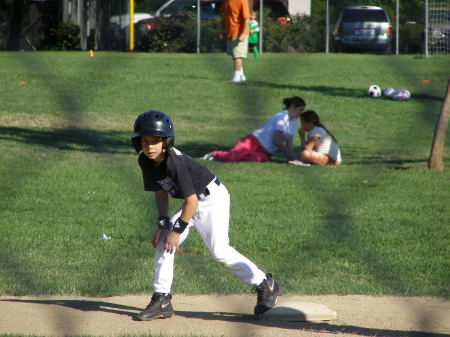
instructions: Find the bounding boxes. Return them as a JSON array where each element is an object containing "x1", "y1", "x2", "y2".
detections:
[{"x1": 0, "y1": 52, "x2": 449, "y2": 297}]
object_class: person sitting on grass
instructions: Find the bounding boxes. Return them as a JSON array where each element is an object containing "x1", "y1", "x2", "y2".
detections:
[
  {"x1": 132, "y1": 110, "x2": 283, "y2": 321},
  {"x1": 290, "y1": 110, "x2": 341, "y2": 166},
  {"x1": 202, "y1": 96, "x2": 306, "y2": 162}
]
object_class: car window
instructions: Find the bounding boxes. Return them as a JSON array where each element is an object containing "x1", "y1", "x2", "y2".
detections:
[
  {"x1": 252, "y1": 1, "x2": 289, "y2": 18},
  {"x1": 429, "y1": 9, "x2": 450, "y2": 21},
  {"x1": 266, "y1": 3, "x2": 289, "y2": 18},
  {"x1": 342, "y1": 9, "x2": 388, "y2": 22},
  {"x1": 160, "y1": 0, "x2": 221, "y2": 18}
]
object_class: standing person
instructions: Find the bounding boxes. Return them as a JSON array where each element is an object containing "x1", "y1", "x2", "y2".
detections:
[
  {"x1": 221, "y1": 0, "x2": 250, "y2": 83},
  {"x1": 202, "y1": 96, "x2": 306, "y2": 162},
  {"x1": 248, "y1": 11, "x2": 260, "y2": 59},
  {"x1": 132, "y1": 110, "x2": 282, "y2": 321},
  {"x1": 291, "y1": 110, "x2": 341, "y2": 166}
]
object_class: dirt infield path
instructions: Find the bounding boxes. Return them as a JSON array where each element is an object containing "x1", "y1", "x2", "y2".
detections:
[{"x1": 0, "y1": 295, "x2": 449, "y2": 337}]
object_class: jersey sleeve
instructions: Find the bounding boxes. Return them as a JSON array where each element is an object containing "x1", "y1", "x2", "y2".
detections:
[
  {"x1": 273, "y1": 117, "x2": 286, "y2": 132},
  {"x1": 308, "y1": 127, "x2": 326, "y2": 140},
  {"x1": 241, "y1": 0, "x2": 250, "y2": 20}
]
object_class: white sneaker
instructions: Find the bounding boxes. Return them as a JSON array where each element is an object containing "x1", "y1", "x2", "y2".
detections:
[
  {"x1": 240, "y1": 73, "x2": 246, "y2": 82},
  {"x1": 288, "y1": 160, "x2": 311, "y2": 167},
  {"x1": 201, "y1": 153, "x2": 214, "y2": 160}
]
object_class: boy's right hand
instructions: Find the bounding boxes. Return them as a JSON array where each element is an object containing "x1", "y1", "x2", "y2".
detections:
[{"x1": 151, "y1": 229, "x2": 186, "y2": 255}]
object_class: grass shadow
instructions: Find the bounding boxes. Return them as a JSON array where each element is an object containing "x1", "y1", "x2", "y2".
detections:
[
  {"x1": 0, "y1": 126, "x2": 130, "y2": 154},
  {"x1": 0, "y1": 298, "x2": 140, "y2": 318}
]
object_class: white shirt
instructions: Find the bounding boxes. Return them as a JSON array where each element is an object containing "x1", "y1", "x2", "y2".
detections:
[
  {"x1": 307, "y1": 126, "x2": 341, "y2": 163},
  {"x1": 252, "y1": 110, "x2": 298, "y2": 154}
]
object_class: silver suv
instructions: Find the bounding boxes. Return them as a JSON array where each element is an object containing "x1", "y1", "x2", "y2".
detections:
[{"x1": 333, "y1": 6, "x2": 393, "y2": 53}]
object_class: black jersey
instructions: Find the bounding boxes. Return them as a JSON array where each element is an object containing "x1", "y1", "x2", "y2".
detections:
[{"x1": 138, "y1": 147, "x2": 215, "y2": 199}]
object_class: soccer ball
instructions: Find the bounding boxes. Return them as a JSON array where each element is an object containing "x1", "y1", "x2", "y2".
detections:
[
  {"x1": 367, "y1": 85, "x2": 382, "y2": 98},
  {"x1": 383, "y1": 87, "x2": 395, "y2": 97},
  {"x1": 391, "y1": 89, "x2": 411, "y2": 101}
]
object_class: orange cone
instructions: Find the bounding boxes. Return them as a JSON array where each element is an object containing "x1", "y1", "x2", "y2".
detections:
[{"x1": 89, "y1": 49, "x2": 94, "y2": 57}]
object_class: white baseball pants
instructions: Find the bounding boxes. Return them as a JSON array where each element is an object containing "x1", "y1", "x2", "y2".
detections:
[{"x1": 153, "y1": 179, "x2": 266, "y2": 294}]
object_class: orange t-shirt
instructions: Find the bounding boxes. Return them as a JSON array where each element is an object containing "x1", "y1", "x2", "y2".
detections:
[{"x1": 221, "y1": 0, "x2": 250, "y2": 39}]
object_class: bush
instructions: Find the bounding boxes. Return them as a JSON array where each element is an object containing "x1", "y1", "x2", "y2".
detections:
[
  {"x1": 142, "y1": 12, "x2": 224, "y2": 53},
  {"x1": 40, "y1": 22, "x2": 80, "y2": 51},
  {"x1": 263, "y1": 14, "x2": 325, "y2": 52},
  {"x1": 141, "y1": 12, "x2": 325, "y2": 53}
]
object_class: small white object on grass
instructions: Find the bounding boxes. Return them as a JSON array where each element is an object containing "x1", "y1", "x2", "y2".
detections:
[{"x1": 288, "y1": 160, "x2": 311, "y2": 167}]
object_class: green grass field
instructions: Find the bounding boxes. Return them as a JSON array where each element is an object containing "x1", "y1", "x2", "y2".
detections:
[{"x1": 0, "y1": 52, "x2": 449, "y2": 298}]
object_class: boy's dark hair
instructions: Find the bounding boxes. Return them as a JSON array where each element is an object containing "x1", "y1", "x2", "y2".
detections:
[
  {"x1": 283, "y1": 96, "x2": 306, "y2": 109},
  {"x1": 301, "y1": 110, "x2": 338, "y2": 143}
]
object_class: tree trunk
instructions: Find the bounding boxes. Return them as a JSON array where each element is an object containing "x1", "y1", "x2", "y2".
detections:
[
  {"x1": 96, "y1": 0, "x2": 112, "y2": 50},
  {"x1": 7, "y1": 0, "x2": 25, "y2": 50},
  {"x1": 79, "y1": 0, "x2": 87, "y2": 50},
  {"x1": 428, "y1": 79, "x2": 450, "y2": 170}
]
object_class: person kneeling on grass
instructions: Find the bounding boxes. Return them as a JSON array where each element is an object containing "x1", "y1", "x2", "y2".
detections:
[
  {"x1": 202, "y1": 96, "x2": 306, "y2": 162},
  {"x1": 290, "y1": 110, "x2": 341, "y2": 166},
  {"x1": 132, "y1": 110, "x2": 282, "y2": 321}
]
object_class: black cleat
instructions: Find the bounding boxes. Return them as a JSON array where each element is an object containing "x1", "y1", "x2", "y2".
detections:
[
  {"x1": 136, "y1": 292, "x2": 174, "y2": 321},
  {"x1": 253, "y1": 273, "x2": 283, "y2": 318}
]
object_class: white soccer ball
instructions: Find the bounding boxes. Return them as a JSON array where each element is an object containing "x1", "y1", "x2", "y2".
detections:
[
  {"x1": 400, "y1": 89, "x2": 411, "y2": 100},
  {"x1": 367, "y1": 85, "x2": 382, "y2": 98},
  {"x1": 383, "y1": 87, "x2": 395, "y2": 97},
  {"x1": 391, "y1": 89, "x2": 411, "y2": 101}
]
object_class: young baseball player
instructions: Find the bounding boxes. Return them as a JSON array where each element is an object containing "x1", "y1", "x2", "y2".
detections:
[{"x1": 132, "y1": 110, "x2": 282, "y2": 321}]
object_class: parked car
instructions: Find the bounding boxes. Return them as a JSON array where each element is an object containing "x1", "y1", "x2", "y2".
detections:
[
  {"x1": 428, "y1": 8, "x2": 450, "y2": 52},
  {"x1": 333, "y1": 6, "x2": 393, "y2": 53},
  {"x1": 155, "y1": 0, "x2": 221, "y2": 19},
  {"x1": 108, "y1": 13, "x2": 155, "y2": 50},
  {"x1": 251, "y1": 0, "x2": 291, "y2": 25},
  {"x1": 152, "y1": 0, "x2": 290, "y2": 23}
]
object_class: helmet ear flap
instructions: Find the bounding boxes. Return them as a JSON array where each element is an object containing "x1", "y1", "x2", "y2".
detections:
[
  {"x1": 163, "y1": 137, "x2": 174, "y2": 149},
  {"x1": 132, "y1": 137, "x2": 141, "y2": 153}
]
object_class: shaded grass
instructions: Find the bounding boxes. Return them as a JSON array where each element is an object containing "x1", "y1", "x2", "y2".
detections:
[{"x1": 0, "y1": 52, "x2": 449, "y2": 298}]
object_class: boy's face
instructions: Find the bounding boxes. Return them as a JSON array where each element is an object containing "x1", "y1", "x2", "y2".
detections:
[{"x1": 141, "y1": 135, "x2": 165, "y2": 162}]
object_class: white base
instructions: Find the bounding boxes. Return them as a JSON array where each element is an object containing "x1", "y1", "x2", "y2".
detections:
[{"x1": 264, "y1": 301, "x2": 337, "y2": 321}]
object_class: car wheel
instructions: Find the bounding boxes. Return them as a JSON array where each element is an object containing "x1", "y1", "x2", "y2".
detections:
[{"x1": 384, "y1": 43, "x2": 392, "y2": 54}]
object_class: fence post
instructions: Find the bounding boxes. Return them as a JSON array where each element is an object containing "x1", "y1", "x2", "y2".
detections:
[
  {"x1": 396, "y1": 0, "x2": 399, "y2": 55},
  {"x1": 196, "y1": 0, "x2": 200, "y2": 53},
  {"x1": 326, "y1": 0, "x2": 329, "y2": 54},
  {"x1": 259, "y1": 0, "x2": 263, "y2": 55},
  {"x1": 425, "y1": 0, "x2": 429, "y2": 58}
]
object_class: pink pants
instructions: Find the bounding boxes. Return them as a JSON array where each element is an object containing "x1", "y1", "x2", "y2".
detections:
[{"x1": 212, "y1": 134, "x2": 270, "y2": 162}]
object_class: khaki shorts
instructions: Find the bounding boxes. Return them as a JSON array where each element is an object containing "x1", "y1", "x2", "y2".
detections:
[{"x1": 226, "y1": 37, "x2": 248, "y2": 58}]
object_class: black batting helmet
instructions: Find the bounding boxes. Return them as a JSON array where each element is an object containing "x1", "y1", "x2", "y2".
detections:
[{"x1": 131, "y1": 110, "x2": 175, "y2": 153}]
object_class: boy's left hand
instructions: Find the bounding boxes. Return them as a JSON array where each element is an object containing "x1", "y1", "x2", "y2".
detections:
[{"x1": 164, "y1": 231, "x2": 181, "y2": 254}]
